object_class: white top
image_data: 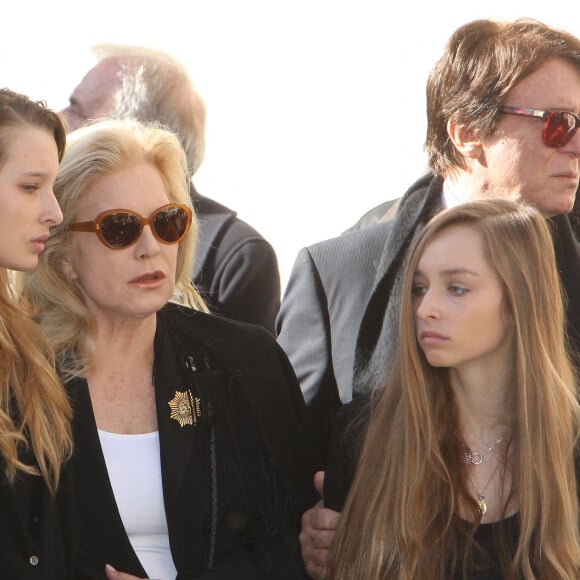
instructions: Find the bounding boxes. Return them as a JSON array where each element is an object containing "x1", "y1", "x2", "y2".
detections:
[
  {"x1": 98, "y1": 430, "x2": 177, "y2": 580},
  {"x1": 442, "y1": 179, "x2": 460, "y2": 209}
]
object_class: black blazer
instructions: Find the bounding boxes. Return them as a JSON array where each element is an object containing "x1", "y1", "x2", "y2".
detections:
[
  {"x1": 192, "y1": 187, "x2": 281, "y2": 334},
  {"x1": 70, "y1": 304, "x2": 314, "y2": 579},
  {"x1": 0, "y1": 454, "x2": 76, "y2": 578}
]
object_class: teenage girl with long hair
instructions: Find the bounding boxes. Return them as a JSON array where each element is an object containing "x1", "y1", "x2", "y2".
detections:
[
  {"x1": 0, "y1": 88, "x2": 74, "y2": 578},
  {"x1": 328, "y1": 199, "x2": 580, "y2": 579}
]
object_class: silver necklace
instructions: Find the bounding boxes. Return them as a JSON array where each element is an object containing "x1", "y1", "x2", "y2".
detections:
[{"x1": 463, "y1": 435, "x2": 504, "y2": 465}]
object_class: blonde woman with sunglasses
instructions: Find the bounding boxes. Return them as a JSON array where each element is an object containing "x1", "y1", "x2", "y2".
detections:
[{"x1": 23, "y1": 119, "x2": 314, "y2": 580}]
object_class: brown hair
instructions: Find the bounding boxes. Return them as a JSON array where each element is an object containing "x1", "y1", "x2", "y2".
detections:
[
  {"x1": 0, "y1": 87, "x2": 66, "y2": 166},
  {"x1": 425, "y1": 18, "x2": 580, "y2": 177},
  {"x1": 0, "y1": 88, "x2": 71, "y2": 494},
  {"x1": 330, "y1": 199, "x2": 580, "y2": 579}
]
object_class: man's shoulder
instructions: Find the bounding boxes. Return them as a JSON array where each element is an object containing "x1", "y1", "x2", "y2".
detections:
[
  {"x1": 305, "y1": 173, "x2": 438, "y2": 259},
  {"x1": 194, "y1": 190, "x2": 268, "y2": 243},
  {"x1": 295, "y1": 220, "x2": 395, "y2": 285},
  {"x1": 342, "y1": 198, "x2": 400, "y2": 234},
  {"x1": 308, "y1": 219, "x2": 393, "y2": 259},
  {"x1": 193, "y1": 190, "x2": 236, "y2": 216}
]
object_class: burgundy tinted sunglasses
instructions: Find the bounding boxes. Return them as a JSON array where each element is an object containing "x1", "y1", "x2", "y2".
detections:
[
  {"x1": 501, "y1": 106, "x2": 580, "y2": 148},
  {"x1": 69, "y1": 203, "x2": 192, "y2": 249}
]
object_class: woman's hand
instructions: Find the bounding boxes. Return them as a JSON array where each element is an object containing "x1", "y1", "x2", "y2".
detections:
[{"x1": 105, "y1": 563, "x2": 149, "y2": 579}]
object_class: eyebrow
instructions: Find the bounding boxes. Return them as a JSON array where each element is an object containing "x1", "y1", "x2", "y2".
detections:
[
  {"x1": 414, "y1": 267, "x2": 480, "y2": 277},
  {"x1": 19, "y1": 171, "x2": 49, "y2": 178}
]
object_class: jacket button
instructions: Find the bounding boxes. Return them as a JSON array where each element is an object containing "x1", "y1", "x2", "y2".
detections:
[
  {"x1": 29, "y1": 555, "x2": 39, "y2": 566},
  {"x1": 234, "y1": 369, "x2": 243, "y2": 377},
  {"x1": 31, "y1": 515, "x2": 39, "y2": 524}
]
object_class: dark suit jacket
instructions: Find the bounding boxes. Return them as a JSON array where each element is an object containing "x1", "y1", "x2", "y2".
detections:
[
  {"x1": 70, "y1": 304, "x2": 314, "y2": 579},
  {"x1": 192, "y1": 187, "x2": 281, "y2": 334},
  {"x1": 0, "y1": 455, "x2": 76, "y2": 578},
  {"x1": 276, "y1": 221, "x2": 395, "y2": 466},
  {"x1": 277, "y1": 174, "x2": 580, "y2": 467}
]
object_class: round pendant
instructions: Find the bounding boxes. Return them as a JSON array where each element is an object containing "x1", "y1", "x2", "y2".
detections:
[{"x1": 464, "y1": 451, "x2": 484, "y2": 465}]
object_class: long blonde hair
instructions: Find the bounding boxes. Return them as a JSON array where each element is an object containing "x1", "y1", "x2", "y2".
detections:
[
  {"x1": 22, "y1": 119, "x2": 207, "y2": 381},
  {"x1": 329, "y1": 199, "x2": 580, "y2": 579},
  {"x1": 0, "y1": 88, "x2": 72, "y2": 494}
]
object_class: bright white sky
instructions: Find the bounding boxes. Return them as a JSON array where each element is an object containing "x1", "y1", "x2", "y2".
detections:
[{"x1": 2, "y1": 1, "x2": 579, "y2": 288}]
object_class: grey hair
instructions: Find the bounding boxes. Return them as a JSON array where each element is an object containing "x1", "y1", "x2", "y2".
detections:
[{"x1": 92, "y1": 43, "x2": 206, "y2": 176}]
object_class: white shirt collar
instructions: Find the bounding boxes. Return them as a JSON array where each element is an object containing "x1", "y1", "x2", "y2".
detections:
[{"x1": 441, "y1": 179, "x2": 466, "y2": 209}]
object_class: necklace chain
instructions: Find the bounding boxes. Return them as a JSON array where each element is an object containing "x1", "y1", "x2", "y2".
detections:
[
  {"x1": 463, "y1": 435, "x2": 504, "y2": 465},
  {"x1": 463, "y1": 434, "x2": 506, "y2": 516},
  {"x1": 471, "y1": 461, "x2": 502, "y2": 516}
]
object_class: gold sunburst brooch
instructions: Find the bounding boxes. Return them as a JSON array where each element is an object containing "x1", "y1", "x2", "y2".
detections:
[{"x1": 168, "y1": 390, "x2": 202, "y2": 427}]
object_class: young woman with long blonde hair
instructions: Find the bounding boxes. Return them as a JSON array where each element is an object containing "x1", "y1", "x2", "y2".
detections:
[
  {"x1": 328, "y1": 199, "x2": 580, "y2": 579},
  {"x1": 0, "y1": 88, "x2": 73, "y2": 578}
]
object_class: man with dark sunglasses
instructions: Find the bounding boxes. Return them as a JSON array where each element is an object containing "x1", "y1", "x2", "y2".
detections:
[
  {"x1": 276, "y1": 18, "x2": 580, "y2": 579},
  {"x1": 60, "y1": 45, "x2": 281, "y2": 335}
]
